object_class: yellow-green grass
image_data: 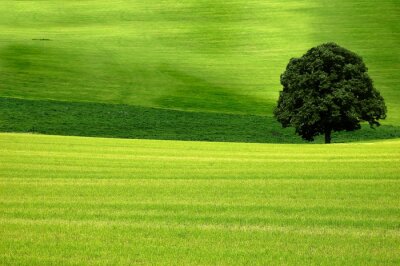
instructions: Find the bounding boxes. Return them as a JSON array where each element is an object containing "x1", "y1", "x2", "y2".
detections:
[
  {"x1": 1, "y1": 133, "x2": 399, "y2": 265},
  {"x1": 0, "y1": 0, "x2": 399, "y2": 122}
]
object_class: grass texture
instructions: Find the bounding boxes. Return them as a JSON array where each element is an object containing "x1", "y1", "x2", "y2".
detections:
[
  {"x1": 0, "y1": 1, "x2": 399, "y2": 131},
  {"x1": 1, "y1": 133, "x2": 399, "y2": 265}
]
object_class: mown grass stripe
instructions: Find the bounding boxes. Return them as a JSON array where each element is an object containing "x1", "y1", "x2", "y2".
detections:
[{"x1": 0, "y1": 133, "x2": 399, "y2": 264}]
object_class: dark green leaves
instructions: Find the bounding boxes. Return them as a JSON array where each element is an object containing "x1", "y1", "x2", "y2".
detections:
[{"x1": 274, "y1": 43, "x2": 386, "y2": 143}]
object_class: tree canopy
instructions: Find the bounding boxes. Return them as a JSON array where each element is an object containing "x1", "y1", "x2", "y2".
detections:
[{"x1": 274, "y1": 42, "x2": 386, "y2": 143}]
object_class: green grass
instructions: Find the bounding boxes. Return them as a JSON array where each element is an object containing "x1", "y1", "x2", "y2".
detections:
[
  {"x1": 0, "y1": 0, "x2": 399, "y2": 142},
  {"x1": 1, "y1": 2, "x2": 399, "y2": 264},
  {"x1": 1, "y1": 133, "x2": 400, "y2": 265}
]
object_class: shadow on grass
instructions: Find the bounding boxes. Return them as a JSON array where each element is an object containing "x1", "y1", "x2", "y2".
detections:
[
  {"x1": 155, "y1": 64, "x2": 269, "y2": 115},
  {"x1": 1, "y1": 97, "x2": 399, "y2": 143}
]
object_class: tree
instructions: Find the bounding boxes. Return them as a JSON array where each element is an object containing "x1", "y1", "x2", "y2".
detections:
[{"x1": 274, "y1": 43, "x2": 386, "y2": 143}]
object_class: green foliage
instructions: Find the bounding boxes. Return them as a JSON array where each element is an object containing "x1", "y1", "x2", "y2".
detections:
[
  {"x1": 1, "y1": 133, "x2": 400, "y2": 264},
  {"x1": 274, "y1": 43, "x2": 387, "y2": 143}
]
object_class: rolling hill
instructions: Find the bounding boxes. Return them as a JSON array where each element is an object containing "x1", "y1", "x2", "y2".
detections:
[
  {"x1": 0, "y1": 0, "x2": 399, "y2": 141},
  {"x1": 1, "y1": 2, "x2": 399, "y2": 264}
]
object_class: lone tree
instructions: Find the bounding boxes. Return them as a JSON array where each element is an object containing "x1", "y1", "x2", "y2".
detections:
[{"x1": 274, "y1": 43, "x2": 386, "y2": 143}]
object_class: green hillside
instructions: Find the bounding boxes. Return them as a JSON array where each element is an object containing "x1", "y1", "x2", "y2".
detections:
[
  {"x1": 0, "y1": 0, "x2": 399, "y2": 141},
  {"x1": 1, "y1": 2, "x2": 399, "y2": 264},
  {"x1": 1, "y1": 133, "x2": 399, "y2": 265}
]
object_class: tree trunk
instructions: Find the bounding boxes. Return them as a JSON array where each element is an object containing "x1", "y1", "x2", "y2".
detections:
[{"x1": 324, "y1": 129, "x2": 331, "y2": 144}]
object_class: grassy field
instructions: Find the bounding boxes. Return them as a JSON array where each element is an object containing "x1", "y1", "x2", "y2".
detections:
[
  {"x1": 1, "y1": 1, "x2": 399, "y2": 265},
  {"x1": 0, "y1": 0, "x2": 399, "y2": 142},
  {"x1": 0, "y1": 133, "x2": 399, "y2": 265}
]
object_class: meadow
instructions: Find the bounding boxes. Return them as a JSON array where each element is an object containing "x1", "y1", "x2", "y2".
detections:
[
  {"x1": 0, "y1": 1, "x2": 399, "y2": 264},
  {"x1": 0, "y1": 133, "x2": 399, "y2": 265},
  {"x1": 0, "y1": 0, "x2": 399, "y2": 142}
]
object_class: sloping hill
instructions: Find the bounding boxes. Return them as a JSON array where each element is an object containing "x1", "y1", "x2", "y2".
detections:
[{"x1": 0, "y1": 0, "x2": 399, "y2": 142}]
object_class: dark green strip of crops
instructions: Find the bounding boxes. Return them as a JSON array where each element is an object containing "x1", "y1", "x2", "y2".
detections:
[{"x1": 1, "y1": 97, "x2": 400, "y2": 143}]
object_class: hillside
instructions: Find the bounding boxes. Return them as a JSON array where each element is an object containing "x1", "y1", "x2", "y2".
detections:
[{"x1": 0, "y1": 0, "x2": 399, "y2": 142}]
